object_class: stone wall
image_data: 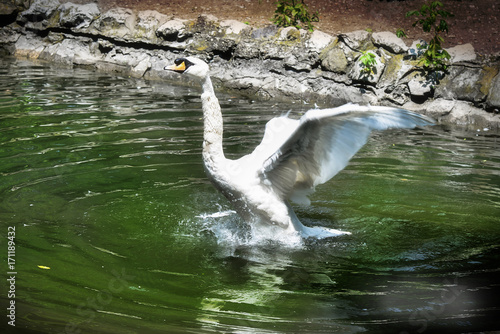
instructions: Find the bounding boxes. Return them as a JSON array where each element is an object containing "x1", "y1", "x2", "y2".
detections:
[{"x1": 1, "y1": 0, "x2": 499, "y2": 129}]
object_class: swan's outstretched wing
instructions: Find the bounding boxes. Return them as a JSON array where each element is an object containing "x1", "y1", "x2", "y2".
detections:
[
  {"x1": 259, "y1": 104, "x2": 434, "y2": 204},
  {"x1": 249, "y1": 115, "x2": 301, "y2": 161}
]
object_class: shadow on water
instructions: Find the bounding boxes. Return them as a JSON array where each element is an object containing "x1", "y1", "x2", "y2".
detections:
[{"x1": 1, "y1": 59, "x2": 499, "y2": 333}]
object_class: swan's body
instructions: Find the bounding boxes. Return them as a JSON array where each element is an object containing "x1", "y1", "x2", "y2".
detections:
[{"x1": 166, "y1": 57, "x2": 434, "y2": 239}]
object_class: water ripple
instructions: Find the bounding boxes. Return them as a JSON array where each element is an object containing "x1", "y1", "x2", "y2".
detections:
[{"x1": 1, "y1": 59, "x2": 500, "y2": 334}]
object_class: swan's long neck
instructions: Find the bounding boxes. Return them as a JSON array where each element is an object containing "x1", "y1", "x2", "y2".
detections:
[{"x1": 200, "y1": 75, "x2": 225, "y2": 174}]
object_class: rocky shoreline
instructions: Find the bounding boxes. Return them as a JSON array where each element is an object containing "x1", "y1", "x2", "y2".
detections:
[{"x1": 1, "y1": 0, "x2": 499, "y2": 129}]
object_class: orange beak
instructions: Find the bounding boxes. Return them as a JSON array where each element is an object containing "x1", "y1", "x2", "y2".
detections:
[{"x1": 165, "y1": 61, "x2": 186, "y2": 73}]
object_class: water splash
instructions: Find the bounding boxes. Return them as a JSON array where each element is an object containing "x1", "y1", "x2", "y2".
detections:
[{"x1": 194, "y1": 209, "x2": 305, "y2": 251}]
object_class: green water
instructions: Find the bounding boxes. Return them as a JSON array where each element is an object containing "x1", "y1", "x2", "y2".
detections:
[{"x1": 1, "y1": 59, "x2": 499, "y2": 333}]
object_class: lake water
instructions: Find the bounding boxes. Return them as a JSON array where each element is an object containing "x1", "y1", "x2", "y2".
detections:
[{"x1": 1, "y1": 59, "x2": 499, "y2": 333}]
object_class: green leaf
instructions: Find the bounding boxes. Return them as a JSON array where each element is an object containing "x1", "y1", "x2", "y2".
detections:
[
  {"x1": 273, "y1": 0, "x2": 318, "y2": 31},
  {"x1": 396, "y1": 28, "x2": 407, "y2": 38},
  {"x1": 437, "y1": 19, "x2": 448, "y2": 33},
  {"x1": 423, "y1": 22, "x2": 431, "y2": 33},
  {"x1": 406, "y1": 10, "x2": 420, "y2": 17}
]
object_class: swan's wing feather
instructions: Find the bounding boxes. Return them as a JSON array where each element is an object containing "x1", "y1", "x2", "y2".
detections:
[
  {"x1": 259, "y1": 104, "x2": 434, "y2": 204},
  {"x1": 249, "y1": 115, "x2": 301, "y2": 162}
]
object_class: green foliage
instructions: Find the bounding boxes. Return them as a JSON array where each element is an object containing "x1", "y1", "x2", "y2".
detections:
[
  {"x1": 272, "y1": 0, "x2": 319, "y2": 32},
  {"x1": 396, "y1": 28, "x2": 407, "y2": 39},
  {"x1": 406, "y1": 1, "x2": 454, "y2": 71},
  {"x1": 406, "y1": 1, "x2": 452, "y2": 34},
  {"x1": 416, "y1": 36, "x2": 450, "y2": 70},
  {"x1": 359, "y1": 51, "x2": 377, "y2": 75}
]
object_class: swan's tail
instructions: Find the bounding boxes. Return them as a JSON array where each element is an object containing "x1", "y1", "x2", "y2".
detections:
[
  {"x1": 300, "y1": 225, "x2": 351, "y2": 239},
  {"x1": 286, "y1": 202, "x2": 350, "y2": 239}
]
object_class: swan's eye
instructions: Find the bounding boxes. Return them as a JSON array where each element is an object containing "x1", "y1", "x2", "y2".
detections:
[{"x1": 183, "y1": 59, "x2": 195, "y2": 69}]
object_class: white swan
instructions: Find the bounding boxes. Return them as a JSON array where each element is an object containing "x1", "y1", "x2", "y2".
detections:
[{"x1": 165, "y1": 57, "x2": 433, "y2": 239}]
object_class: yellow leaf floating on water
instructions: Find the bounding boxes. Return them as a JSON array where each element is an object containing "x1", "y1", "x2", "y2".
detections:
[{"x1": 37, "y1": 265, "x2": 51, "y2": 270}]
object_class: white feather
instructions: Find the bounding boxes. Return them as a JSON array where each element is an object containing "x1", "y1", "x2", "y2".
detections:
[{"x1": 166, "y1": 58, "x2": 434, "y2": 239}]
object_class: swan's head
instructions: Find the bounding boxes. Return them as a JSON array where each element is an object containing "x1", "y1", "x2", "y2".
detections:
[{"x1": 165, "y1": 57, "x2": 209, "y2": 79}]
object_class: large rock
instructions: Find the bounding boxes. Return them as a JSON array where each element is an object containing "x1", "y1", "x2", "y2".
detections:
[
  {"x1": 320, "y1": 43, "x2": 348, "y2": 73},
  {"x1": 425, "y1": 98, "x2": 454, "y2": 118},
  {"x1": 436, "y1": 65, "x2": 488, "y2": 103},
  {"x1": 14, "y1": 32, "x2": 47, "y2": 58},
  {"x1": 134, "y1": 10, "x2": 170, "y2": 41},
  {"x1": 442, "y1": 101, "x2": 499, "y2": 128},
  {"x1": 0, "y1": 25, "x2": 20, "y2": 46},
  {"x1": 377, "y1": 53, "x2": 414, "y2": 89},
  {"x1": 413, "y1": 99, "x2": 500, "y2": 130},
  {"x1": 407, "y1": 40, "x2": 426, "y2": 59},
  {"x1": 340, "y1": 30, "x2": 371, "y2": 50},
  {"x1": 93, "y1": 7, "x2": 136, "y2": 40},
  {"x1": 278, "y1": 27, "x2": 301, "y2": 41},
  {"x1": 259, "y1": 39, "x2": 297, "y2": 60},
  {"x1": 372, "y1": 31, "x2": 408, "y2": 54},
  {"x1": 157, "y1": 18, "x2": 191, "y2": 41},
  {"x1": 487, "y1": 72, "x2": 500, "y2": 109},
  {"x1": 59, "y1": 2, "x2": 100, "y2": 29},
  {"x1": 130, "y1": 54, "x2": 151, "y2": 78},
  {"x1": 349, "y1": 51, "x2": 385, "y2": 85},
  {"x1": 251, "y1": 25, "x2": 279, "y2": 39},
  {"x1": 187, "y1": 35, "x2": 236, "y2": 59},
  {"x1": 406, "y1": 71, "x2": 434, "y2": 97},
  {"x1": 0, "y1": 0, "x2": 18, "y2": 25},
  {"x1": 18, "y1": 0, "x2": 60, "y2": 28},
  {"x1": 221, "y1": 20, "x2": 250, "y2": 36},
  {"x1": 284, "y1": 51, "x2": 317, "y2": 72},
  {"x1": 39, "y1": 35, "x2": 99, "y2": 65},
  {"x1": 234, "y1": 40, "x2": 260, "y2": 59},
  {"x1": 307, "y1": 30, "x2": 333, "y2": 52},
  {"x1": 446, "y1": 43, "x2": 476, "y2": 63}
]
